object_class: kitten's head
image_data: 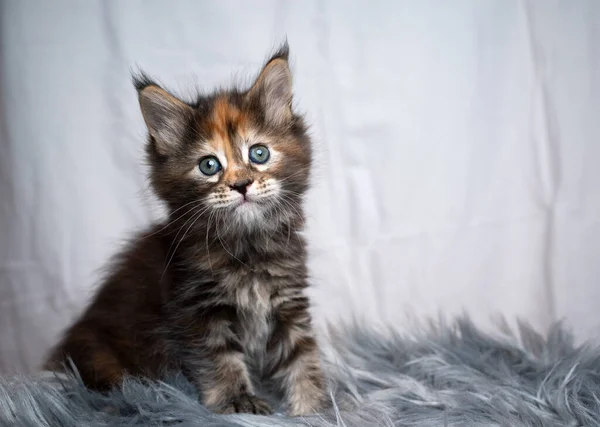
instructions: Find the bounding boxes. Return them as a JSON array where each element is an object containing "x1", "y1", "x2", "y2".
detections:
[{"x1": 135, "y1": 44, "x2": 311, "y2": 234}]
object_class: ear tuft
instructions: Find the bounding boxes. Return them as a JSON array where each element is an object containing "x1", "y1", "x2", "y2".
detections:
[
  {"x1": 135, "y1": 79, "x2": 192, "y2": 154},
  {"x1": 268, "y1": 40, "x2": 289, "y2": 62},
  {"x1": 132, "y1": 71, "x2": 158, "y2": 92},
  {"x1": 248, "y1": 44, "x2": 293, "y2": 126}
]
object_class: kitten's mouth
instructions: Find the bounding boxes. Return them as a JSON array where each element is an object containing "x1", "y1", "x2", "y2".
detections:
[
  {"x1": 233, "y1": 195, "x2": 268, "y2": 214},
  {"x1": 235, "y1": 195, "x2": 255, "y2": 207},
  {"x1": 237, "y1": 193, "x2": 260, "y2": 205},
  {"x1": 231, "y1": 192, "x2": 270, "y2": 210}
]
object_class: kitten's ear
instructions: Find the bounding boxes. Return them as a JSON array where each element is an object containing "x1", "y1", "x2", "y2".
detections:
[
  {"x1": 248, "y1": 44, "x2": 293, "y2": 126},
  {"x1": 135, "y1": 76, "x2": 192, "y2": 154}
]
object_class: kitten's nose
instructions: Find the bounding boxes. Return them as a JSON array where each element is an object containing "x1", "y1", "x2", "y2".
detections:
[{"x1": 229, "y1": 179, "x2": 253, "y2": 195}]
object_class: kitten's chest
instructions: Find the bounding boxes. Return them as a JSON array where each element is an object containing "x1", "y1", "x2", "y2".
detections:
[{"x1": 225, "y1": 272, "x2": 274, "y2": 352}]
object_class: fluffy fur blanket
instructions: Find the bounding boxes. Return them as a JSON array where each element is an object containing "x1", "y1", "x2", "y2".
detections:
[{"x1": 1, "y1": 317, "x2": 599, "y2": 427}]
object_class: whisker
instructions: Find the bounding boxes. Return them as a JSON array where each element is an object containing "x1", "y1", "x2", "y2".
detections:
[
  {"x1": 280, "y1": 188, "x2": 306, "y2": 198},
  {"x1": 263, "y1": 200, "x2": 282, "y2": 251},
  {"x1": 275, "y1": 167, "x2": 310, "y2": 183},
  {"x1": 215, "y1": 213, "x2": 252, "y2": 270},
  {"x1": 277, "y1": 194, "x2": 305, "y2": 227},
  {"x1": 134, "y1": 200, "x2": 205, "y2": 242},
  {"x1": 163, "y1": 203, "x2": 211, "y2": 263},
  {"x1": 165, "y1": 204, "x2": 211, "y2": 257},
  {"x1": 161, "y1": 205, "x2": 209, "y2": 279},
  {"x1": 205, "y1": 210, "x2": 215, "y2": 276}
]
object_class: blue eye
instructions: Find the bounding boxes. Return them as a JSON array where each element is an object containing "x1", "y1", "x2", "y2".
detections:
[
  {"x1": 198, "y1": 156, "x2": 221, "y2": 176},
  {"x1": 249, "y1": 145, "x2": 270, "y2": 164}
]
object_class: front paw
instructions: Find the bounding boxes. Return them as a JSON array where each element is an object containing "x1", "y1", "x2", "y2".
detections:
[
  {"x1": 218, "y1": 393, "x2": 273, "y2": 415},
  {"x1": 289, "y1": 394, "x2": 329, "y2": 417}
]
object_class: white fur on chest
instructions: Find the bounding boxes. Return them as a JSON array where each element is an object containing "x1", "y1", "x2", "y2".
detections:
[{"x1": 224, "y1": 273, "x2": 273, "y2": 354}]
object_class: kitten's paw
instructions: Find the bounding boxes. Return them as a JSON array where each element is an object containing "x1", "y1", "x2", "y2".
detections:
[
  {"x1": 288, "y1": 394, "x2": 330, "y2": 417},
  {"x1": 219, "y1": 393, "x2": 273, "y2": 415}
]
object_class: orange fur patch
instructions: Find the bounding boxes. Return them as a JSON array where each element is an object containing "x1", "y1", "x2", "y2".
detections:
[{"x1": 206, "y1": 97, "x2": 251, "y2": 184}]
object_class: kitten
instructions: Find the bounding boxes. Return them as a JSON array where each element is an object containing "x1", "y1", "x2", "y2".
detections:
[{"x1": 43, "y1": 44, "x2": 327, "y2": 416}]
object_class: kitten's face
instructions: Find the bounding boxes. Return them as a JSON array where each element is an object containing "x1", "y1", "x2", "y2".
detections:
[
  {"x1": 137, "y1": 47, "x2": 311, "y2": 232},
  {"x1": 182, "y1": 96, "x2": 310, "y2": 229}
]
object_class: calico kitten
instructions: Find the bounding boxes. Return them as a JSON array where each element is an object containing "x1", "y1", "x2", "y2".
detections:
[{"x1": 44, "y1": 44, "x2": 327, "y2": 416}]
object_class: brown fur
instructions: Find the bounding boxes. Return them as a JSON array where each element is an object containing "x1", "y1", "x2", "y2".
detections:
[{"x1": 44, "y1": 44, "x2": 328, "y2": 416}]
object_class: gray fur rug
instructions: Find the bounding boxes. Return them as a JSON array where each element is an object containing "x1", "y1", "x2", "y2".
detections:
[{"x1": 2, "y1": 317, "x2": 600, "y2": 427}]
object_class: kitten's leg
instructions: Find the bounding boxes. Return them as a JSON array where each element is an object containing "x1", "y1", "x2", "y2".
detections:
[
  {"x1": 266, "y1": 299, "x2": 327, "y2": 416},
  {"x1": 44, "y1": 327, "x2": 125, "y2": 391},
  {"x1": 200, "y1": 350, "x2": 272, "y2": 414},
  {"x1": 182, "y1": 307, "x2": 272, "y2": 415}
]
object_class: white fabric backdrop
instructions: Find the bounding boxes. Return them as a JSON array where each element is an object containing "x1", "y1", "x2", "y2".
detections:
[{"x1": 1, "y1": 0, "x2": 599, "y2": 373}]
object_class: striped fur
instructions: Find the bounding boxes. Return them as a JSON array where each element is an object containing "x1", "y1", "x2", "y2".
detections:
[{"x1": 44, "y1": 44, "x2": 327, "y2": 416}]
